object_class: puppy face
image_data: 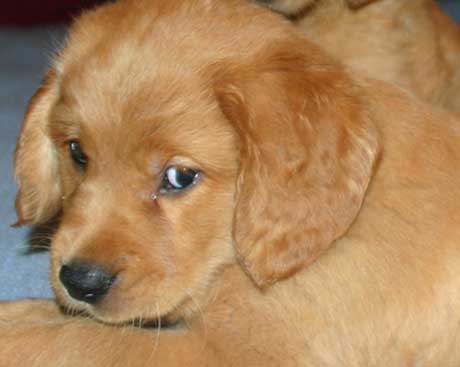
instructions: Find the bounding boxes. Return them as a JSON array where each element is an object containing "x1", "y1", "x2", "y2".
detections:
[
  {"x1": 15, "y1": 0, "x2": 378, "y2": 325},
  {"x1": 50, "y1": 69, "x2": 238, "y2": 323}
]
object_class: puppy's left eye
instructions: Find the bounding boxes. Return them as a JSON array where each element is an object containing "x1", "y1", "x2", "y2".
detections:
[{"x1": 160, "y1": 166, "x2": 200, "y2": 193}]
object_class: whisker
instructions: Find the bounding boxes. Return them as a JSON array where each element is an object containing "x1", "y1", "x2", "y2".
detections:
[
  {"x1": 12, "y1": 237, "x2": 52, "y2": 253},
  {"x1": 148, "y1": 302, "x2": 162, "y2": 361},
  {"x1": 180, "y1": 287, "x2": 209, "y2": 357},
  {"x1": 27, "y1": 245, "x2": 52, "y2": 251}
]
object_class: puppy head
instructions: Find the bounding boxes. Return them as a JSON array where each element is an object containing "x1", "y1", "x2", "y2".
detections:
[
  {"x1": 257, "y1": 0, "x2": 378, "y2": 16},
  {"x1": 15, "y1": 0, "x2": 379, "y2": 324}
]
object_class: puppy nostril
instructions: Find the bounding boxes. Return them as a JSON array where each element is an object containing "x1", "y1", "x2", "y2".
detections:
[{"x1": 59, "y1": 261, "x2": 115, "y2": 304}]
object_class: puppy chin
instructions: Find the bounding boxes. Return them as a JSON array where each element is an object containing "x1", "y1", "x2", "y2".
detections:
[{"x1": 89, "y1": 304, "x2": 181, "y2": 328}]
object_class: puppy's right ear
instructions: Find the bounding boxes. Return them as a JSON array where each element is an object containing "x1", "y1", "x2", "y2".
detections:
[
  {"x1": 214, "y1": 40, "x2": 379, "y2": 287},
  {"x1": 14, "y1": 70, "x2": 62, "y2": 226}
]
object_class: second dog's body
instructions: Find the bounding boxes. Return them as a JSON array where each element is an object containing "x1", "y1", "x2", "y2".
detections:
[{"x1": 261, "y1": 0, "x2": 460, "y2": 112}]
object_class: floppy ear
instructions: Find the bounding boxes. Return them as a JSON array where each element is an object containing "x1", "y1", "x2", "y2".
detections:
[
  {"x1": 215, "y1": 43, "x2": 380, "y2": 287},
  {"x1": 14, "y1": 70, "x2": 62, "y2": 226}
]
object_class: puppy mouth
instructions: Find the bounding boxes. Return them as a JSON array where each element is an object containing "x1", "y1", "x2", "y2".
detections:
[
  {"x1": 129, "y1": 317, "x2": 182, "y2": 330},
  {"x1": 53, "y1": 257, "x2": 210, "y2": 329},
  {"x1": 58, "y1": 303, "x2": 182, "y2": 330},
  {"x1": 54, "y1": 260, "x2": 182, "y2": 326},
  {"x1": 55, "y1": 271, "x2": 190, "y2": 330},
  {"x1": 57, "y1": 293, "x2": 185, "y2": 329}
]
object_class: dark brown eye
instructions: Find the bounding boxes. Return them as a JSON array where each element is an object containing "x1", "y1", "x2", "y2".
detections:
[
  {"x1": 160, "y1": 166, "x2": 200, "y2": 193},
  {"x1": 69, "y1": 140, "x2": 88, "y2": 168}
]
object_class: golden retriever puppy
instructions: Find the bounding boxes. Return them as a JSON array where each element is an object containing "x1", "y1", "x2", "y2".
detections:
[
  {"x1": 257, "y1": 0, "x2": 460, "y2": 112},
  {"x1": 2, "y1": 0, "x2": 460, "y2": 365}
]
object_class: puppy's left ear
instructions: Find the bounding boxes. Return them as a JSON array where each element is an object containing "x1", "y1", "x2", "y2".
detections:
[
  {"x1": 14, "y1": 69, "x2": 62, "y2": 226},
  {"x1": 215, "y1": 41, "x2": 380, "y2": 287}
]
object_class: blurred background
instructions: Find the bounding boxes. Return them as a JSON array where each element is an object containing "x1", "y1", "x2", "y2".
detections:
[
  {"x1": 0, "y1": 0, "x2": 115, "y2": 301},
  {"x1": 0, "y1": 0, "x2": 459, "y2": 301}
]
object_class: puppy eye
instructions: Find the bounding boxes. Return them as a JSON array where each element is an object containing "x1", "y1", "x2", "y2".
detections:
[
  {"x1": 68, "y1": 140, "x2": 88, "y2": 168},
  {"x1": 160, "y1": 166, "x2": 200, "y2": 193}
]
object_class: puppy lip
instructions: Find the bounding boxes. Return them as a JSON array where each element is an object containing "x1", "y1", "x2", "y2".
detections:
[
  {"x1": 129, "y1": 316, "x2": 183, "y2": 330},
  {"x1": 57, "y1": 287, "x2": 184, "y2": 331},
  {"x1": 81, "y1": 305, "x2": 184, "y2": 330},
  {"x1": 58, "y1": 304, "x2": 179, "y2": 331}
]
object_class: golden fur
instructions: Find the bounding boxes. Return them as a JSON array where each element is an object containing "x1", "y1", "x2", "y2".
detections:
[
  {"x1": 2, "y1": 0, "x2": 460, "y2": 365},
  {"x1": 258, "y1": 0, "x2": 460, "y2": 112}
]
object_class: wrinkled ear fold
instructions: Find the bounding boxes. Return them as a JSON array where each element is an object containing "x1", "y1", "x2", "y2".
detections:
[
  {"x1": 215, "y1": 44, "x2": 380, "y2": 287},
  {"x1": 14, "y1": 70, "x2": 62, "y2": 226}
]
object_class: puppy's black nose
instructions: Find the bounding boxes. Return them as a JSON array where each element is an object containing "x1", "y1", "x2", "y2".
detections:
[{"x1": 59, "y1": 261, "x2": 115, "y2": 304}]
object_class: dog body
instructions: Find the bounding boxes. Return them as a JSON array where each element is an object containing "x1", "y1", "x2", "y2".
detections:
[
  {"x1": 2, "y1": 0, "x2": 460, "y2": 365},
  {"x1": 261, "y1": 0, "x2": 460, "y2": 112}
]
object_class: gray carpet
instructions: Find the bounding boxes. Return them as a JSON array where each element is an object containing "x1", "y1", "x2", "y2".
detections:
[
  {"x1": 0, "y1": 26, "x2": 65, "y2": 300},
  {"x1": 0, "y1": 2, "x2": 458, "y2": 301},
  {"x1": 440, "y1": 0, "x2": 460, "y2": 20}
]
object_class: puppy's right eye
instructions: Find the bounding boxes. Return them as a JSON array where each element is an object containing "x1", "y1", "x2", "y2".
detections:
[
  {"x1": 69, "y1": 140, "x2": 88, "y2": 168},
  {"x1": 159, "y1": 166, "x2": 200, "y2": 194}
]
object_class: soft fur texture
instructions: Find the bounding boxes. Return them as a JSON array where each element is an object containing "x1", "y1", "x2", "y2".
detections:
[
  {"x1": 2, "y1": 0, "x2": 460, "y2": 365},
  {"x1": 258, "y1": 0, "x2": 460, "y2": 112}
]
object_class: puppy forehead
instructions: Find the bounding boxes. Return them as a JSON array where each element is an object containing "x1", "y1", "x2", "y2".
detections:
[
  {"x1": 57, "y1": 11, "x2": 222, "y2": 135},
  {"x1": 54, "y1": 0, "x2": 297, "y2": 114},
  {"x1": 51, "y1": 0, "x2": 295, "y2": 168},
  {"x1": 53, "y1": 58, "x2": 236, "y2": 176},
  {"x1": 59, "y1": 66, "x2": 214, "y2": 127},
  {"x1": 56, "y1": 0, "x2": 293, "y2": 77},
  {"x1": 55, "y1": 78, "x2": 235, "y2": 165}
]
